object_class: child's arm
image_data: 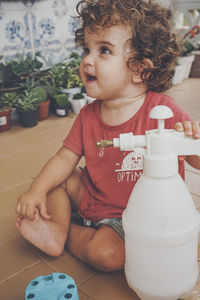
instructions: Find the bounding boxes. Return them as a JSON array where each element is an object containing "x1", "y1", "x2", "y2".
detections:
[
  {"x1": 16, "y1": 146, "x2": 81, "y2": 220},
  {"x1": 174, "y1": 120, "x2": 200, "y2": 170}
]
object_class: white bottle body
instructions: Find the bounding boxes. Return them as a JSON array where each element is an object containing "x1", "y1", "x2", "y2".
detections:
[
  {"x1": 123, "y1": 173, "x2": 200, "y2": 300},
  {"x1": 97, "y1": 106, "x2": 200, "y2": 299}
]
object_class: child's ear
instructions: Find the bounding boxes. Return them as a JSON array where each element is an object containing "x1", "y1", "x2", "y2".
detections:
[{"x1": 131, "y1": 58, "x2": 154, "y2": 83}]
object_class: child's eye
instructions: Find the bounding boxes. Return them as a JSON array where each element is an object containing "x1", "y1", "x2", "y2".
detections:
[{"x1": 100, "y1": 46, "x2": 111, "y2": 55}]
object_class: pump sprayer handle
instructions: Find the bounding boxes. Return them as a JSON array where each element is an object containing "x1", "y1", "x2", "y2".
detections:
[
  {"x1": 96, "y1": 105, "x2": 200, "y2": 156},
  {"x1": 149, "y1": 105, "x2": 173, "y2": 132}
]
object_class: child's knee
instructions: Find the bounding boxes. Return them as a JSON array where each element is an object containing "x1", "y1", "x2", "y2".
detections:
[{"x1": 85, "y1": 239, "x2": 125, "y2": 272}]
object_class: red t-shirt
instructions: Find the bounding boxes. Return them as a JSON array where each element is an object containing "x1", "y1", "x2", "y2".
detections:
[{"x1": 63, "y1": 90, "x2": 192, "y2": 221}]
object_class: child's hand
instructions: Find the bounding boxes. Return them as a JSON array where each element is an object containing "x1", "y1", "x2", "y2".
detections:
[
  {"x1": 15, "y1": 189, "x2": 50, "y2": 220},
  {"x1": 174, "y1": 120, "x2": 200, "y2": 163},
  {"x1": 174, "y1": 121, "x2": 200, "y2": 139}
]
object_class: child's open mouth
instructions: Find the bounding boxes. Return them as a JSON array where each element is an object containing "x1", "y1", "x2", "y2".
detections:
[{"x1": 86, "y1": 73, "x2": 97, "y2": 82}]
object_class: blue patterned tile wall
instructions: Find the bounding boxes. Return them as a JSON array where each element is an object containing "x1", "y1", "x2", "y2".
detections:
[{"x1": 0, "y1": 0, "x2": 80, "y2": 66}]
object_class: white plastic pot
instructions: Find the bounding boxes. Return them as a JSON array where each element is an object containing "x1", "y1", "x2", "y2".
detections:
[
  {"x1": 173, "y1": 55, "x2": 195, "y2": 85},
  {"x1": 61, "y1": 88, "x2": 81, "y2": 101},
  {"x1": 177, "y1": 55, "x2": 195, "y2": 79},
  {"x1": 172, "y1": 64, "x2": 186, "y2": 85},
  {"x1": 70, "y1": 98, "x2": 87, "y2": 114}
]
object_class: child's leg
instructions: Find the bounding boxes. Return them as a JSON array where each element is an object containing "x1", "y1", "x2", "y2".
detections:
[
  {"x1": 65, "y1": 169, "x2": 125, "y2": 272},
  {"x1": 17, "y1": 169, "x2": 125, "y2": 271},
  {"x1": 67, "y1": 223, "x2": 125, "y2": 272}
]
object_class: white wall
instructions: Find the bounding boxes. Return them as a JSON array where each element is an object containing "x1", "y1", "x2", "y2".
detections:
[
  {"x1": 0, "y1": 0, "x2": 79, "y2": 66},
  {"x1": 1, "y1": 0, "x2": 199, "y2": 65},
  {"x1": 157, "y1": 0, "x2": 171, "y2": 8}
]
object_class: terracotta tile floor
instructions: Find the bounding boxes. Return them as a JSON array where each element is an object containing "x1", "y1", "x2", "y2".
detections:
[{"x1": 0, "y1": 78, "x2": 200, "y2": 300}]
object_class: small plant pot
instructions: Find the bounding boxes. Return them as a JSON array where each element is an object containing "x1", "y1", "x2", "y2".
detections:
[
  {"x1": 177, "y1": 55, "x2": 195, "y2": 79},
  {"x1": 0, "y1": 108, "x2": 12, "y2": 132},
  {"x1": 49, "y1": 96, "x2": 57, "y2": 114},
  {"x1": 17, "y1": 108, "x2": 39, "y2": 128},
  {"x1": 56, "y1": 102, "x2": 71, "y2": 117},
  {"x1": 39, "y1": 99, "x2": 50, "y2": 120},
  {"x1": 71, "y1": 98, "x2": 87, "y2": 114},
  {"x1": 61, "y1": 88, "x2": 81, "y2": 101},
  {"x1": 10, "y1": 108, "x2": 20, "y2": 125},
  {"x1": 172, "y1": 65, "x2": 185, "y2": 85}
]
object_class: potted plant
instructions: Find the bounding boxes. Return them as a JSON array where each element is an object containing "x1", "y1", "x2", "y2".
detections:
[
  {"x1": 61, "y1": 65, "x2": 83, "y2": 101},
  {"x1": 47, "y1": 63, "x2": 66, "y2": 113},
  {"x1": 0, "y1": 52, "x2": 44, "y2": 93},
  {"x1": 0, "y1": 92, "x2": 14, "y2": 131},
  {"x1": 48, "y1": 64, "x2": 66, "y2": 92},
  {"x1": 16, "y1": 90, "x2": 40, "y2": 127},
  {"x1": 176, "y1": 52, "x2": 195, "y2": 81},
  {"x1": 71, "y1": 93, "x2": 86, "y2": 114},
  {"x1": 55, "y1": 94, "x2": 70, "y2": 117},
  {"x1": 0, "y1": 61, "x2": 19, "y2": 92},
  {"x1": 47, "y1": 58, "x2": 83, "y2": 112},
  {"x1": 20, "y1": 78, "x2": 50, "y2": 120},
  {"x1": 174, "y1": 26, "x2": 200, "y2": 84},
  {"x1": 7, "y1": 92, "x2": 20, "y2": 125},
  {"x1": 68, "y1": 52, "x2": 82, "y2": 67},
  {"x1": 32, "y1": 87, "x2": 49, "y2": 120},
  {"x1": 11, "y1": 52, "x2": 43, "y2": 78},
  {"x1": 64, "y1": 67, "x2": 83, "y2": 94},
  {"x1": 184, "y1": 25, "x2": 200, "y2": 78}
]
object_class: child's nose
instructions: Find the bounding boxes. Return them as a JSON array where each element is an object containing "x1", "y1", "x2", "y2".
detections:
[{"x1": 83, "y1": 53, "x2": 94, "y2": 66}]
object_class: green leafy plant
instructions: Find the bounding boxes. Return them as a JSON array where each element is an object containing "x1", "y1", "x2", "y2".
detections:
[
  {"x1": 20, "y1": 78, "x2": 37, "y2": 91},
  {"x1": 48, "y1": 64, "x2": 66, "y2": 92},
  {"x1": 67, "y1": 52, "x2": 82, "y2": 69},
  {"x1": 64, "y1": 68, "x2": 83, "y2": 89},
  {"x1": 16, "y1": 90, "x2": 40, "y2": 111},
  {"x1": 0, "y1": 53, "x2": 47, "y2": 90},
  {"x1": 55, "y1": 94, "x2": 68, "y2": 108},
  {"x1": 73, "y1": 93, "x2": 84, "y2": 100},
  {"x1": 31, "y1": 87, "x2": 47, "y2": 103},
  {"x1": 182, "y1": 25, "x2": 200, "y2": 56},
  {"x1": 0, "y1": 92, "x2": 17, "y2": 112},
  {"x1": 48, "y1": 62, "x2": 83, "y2": 90},
  {"x1": 0, "y1": 62, "x2": 18, "y2": 89},
  {"x1": 70, "y1": 52, "x2": 81, "y2": 60},
  {"x1": 182, "y1": 39, "x2": 195, "y2": 56},
  {"x1": 11, "y1": 53, "x2": 43, "y2": 77},
  {"x1": 45, "y1": 85, "x2": 57, "y2": 98}
]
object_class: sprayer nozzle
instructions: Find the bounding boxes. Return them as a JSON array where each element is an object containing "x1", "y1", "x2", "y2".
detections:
[{"x1": 96, "y1": 140, "x2": 114, "y2": 148}]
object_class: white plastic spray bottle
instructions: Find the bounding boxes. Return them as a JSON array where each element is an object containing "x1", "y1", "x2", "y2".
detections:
[{"x1": 97, "y1": 105, "x2": 200, "y2": 300}]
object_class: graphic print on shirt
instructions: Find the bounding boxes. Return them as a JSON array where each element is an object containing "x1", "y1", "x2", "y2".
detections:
[{"x1": 115, "y1": 148, "x2": 145, "y2": 183}]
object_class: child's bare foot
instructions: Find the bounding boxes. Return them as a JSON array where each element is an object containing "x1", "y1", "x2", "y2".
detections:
[{"x1": 16, "y1": 209, "x2": 67, "y2": 256}]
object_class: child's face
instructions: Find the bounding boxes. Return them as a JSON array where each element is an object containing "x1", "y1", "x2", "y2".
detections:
[{"x1": 80, "y1": 24, "x2": 135, "y2": 100}]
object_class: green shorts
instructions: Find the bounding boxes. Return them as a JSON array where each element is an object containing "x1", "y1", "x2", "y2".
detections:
[{"x1": 71, "y1": 213, "x2": 124, "y2": 239}]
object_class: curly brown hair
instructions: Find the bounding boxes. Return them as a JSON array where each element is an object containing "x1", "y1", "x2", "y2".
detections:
[{"x1": 75, "y1": 0, "x2": 181, "y2": 92}]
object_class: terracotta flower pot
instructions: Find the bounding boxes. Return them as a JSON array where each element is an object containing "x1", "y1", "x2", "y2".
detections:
[
  {"x1": 39, "y1": 99, "x2": 50, "y2": 120},
  {"x1": 0, "y1": 108, "x2": 12, "y2": 132}
]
